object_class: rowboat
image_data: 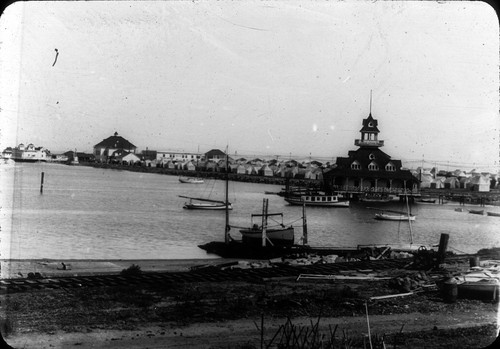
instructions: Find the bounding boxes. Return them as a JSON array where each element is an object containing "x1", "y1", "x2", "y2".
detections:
[
  {"x1": 284, "y1": 194, "x2": 349, "y2": 207},
  {"x1": 486, "y1": 211, "x2": 500, "y2": 217},
  {"x1": 239, "y1": 213, "x2": 294, "y2": 247},
  {"x1": 180, "y1": 196, "x2": 232, "y2": 210},
  {"x1": 179, "y1": 177, "x2": 204, "y2": 184},
  {"x1": 469, "y1": 209, "x2": 484, "y2": 215},
  {"x1": 374, "y1": 212, "x2": 416, "y2": 221},
  {"x1": 415, "y1": 198, "x2": 436, "y2": 204}
]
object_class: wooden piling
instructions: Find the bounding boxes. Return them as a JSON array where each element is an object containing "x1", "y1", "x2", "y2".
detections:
[{"x1": 40, "y1": 172, "x2": 45, "y2": 194}]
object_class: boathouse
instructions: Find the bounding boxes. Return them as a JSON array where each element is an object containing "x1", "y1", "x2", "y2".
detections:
[
  {"x1": 93, "y1": 132, "x2": 137, "y2": 163},
  {"x1": 323, "y1": 113, "x2": 419, "y2": 196}
]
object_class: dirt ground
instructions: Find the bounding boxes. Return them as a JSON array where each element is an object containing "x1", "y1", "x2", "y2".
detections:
[{"x1": 1, "y1": 273, "x2": 499, "y2": 349}]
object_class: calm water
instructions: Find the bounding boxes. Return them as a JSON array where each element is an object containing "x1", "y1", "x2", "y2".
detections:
[{"x1": 1, "y1": 163, "x2": 499, "y2": 259}]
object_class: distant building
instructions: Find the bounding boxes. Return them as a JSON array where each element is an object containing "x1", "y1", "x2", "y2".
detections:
[
  {"x1": 323, "y1": 112, "x2": 419, "y2": 194},
  {"x1": 93, "y1": 132, "x2": 137, "y2": 163},
  {"x1": 111, "y1": 150, "x2": 140, "y2": 165},
  {"x1": 63, "y1": 150, "x2": 94, "y2": 163},
  {"x1": 1, "y1": 147, "x2": 13, "y2": 158},
  {"x1": 156, "y1": 151, "x2": 203, "y2": 164},
  {"x1": 205, "y1": 149, "x2": 227, "y2": 162},
  {"x1": 11, "y1": 143, "x2": 48, "y2": 162},
  {"x1": 141, "y1": 149, "x2": 158, "y2": 161}
]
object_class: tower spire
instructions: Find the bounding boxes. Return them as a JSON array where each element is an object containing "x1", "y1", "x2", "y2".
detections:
[{"x1": 369, "y1": 90, "x2": 372, "y2": 115}]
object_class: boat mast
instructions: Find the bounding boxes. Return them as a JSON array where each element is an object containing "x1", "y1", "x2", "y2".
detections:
[
  {"x1": 261, "y1": 198, "x2": 269, "y2": 247},
  {"x1": 405, "y1": 192, "x2": 414, "y2": 245},
  {"x1": 224, "y1": 147, "x2": 230, "y2": 244},
  {"x1": 302, "y1": 200, "x2": 308, "y2": 245}
]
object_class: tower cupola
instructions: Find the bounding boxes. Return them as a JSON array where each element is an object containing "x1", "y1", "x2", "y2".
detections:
[{"x1": 354, "y1": 93, "x2": 384, "y2": 148}]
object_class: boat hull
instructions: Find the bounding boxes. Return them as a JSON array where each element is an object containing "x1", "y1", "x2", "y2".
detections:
[
  {"x1": 469, "y1": 210, "x2": 484, "y2": 215},
  {"x1": 179, "y1": 177, "x2": 204, "y2": 184},
  {"x1": 239, "y1": 227, "x2": 295, "y2": 246},
  {"x1": 487, "y1": 211, "x2": 500, "y2": 217},
  {"x1": 183, "y1": 203, "x2": 232, "y2": 210},
  {"x1": 284, "y1": 196, "x2": 349, "y2": 207},
  {"x1": 415, "y1": 199, "x2": 437, "y2": 204},
  {"x1": 374, "y1": 213, "x2": 416, "y2": 221}
]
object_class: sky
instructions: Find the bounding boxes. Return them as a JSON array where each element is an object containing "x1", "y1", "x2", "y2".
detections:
[{"x1": 0, "y1": 0, "x2": 498, "y2": 172}]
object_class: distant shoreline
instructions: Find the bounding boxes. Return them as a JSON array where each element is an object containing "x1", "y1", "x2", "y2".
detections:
[{"x1": 83, "y1": 162, "x2": 322, "y2": 187}]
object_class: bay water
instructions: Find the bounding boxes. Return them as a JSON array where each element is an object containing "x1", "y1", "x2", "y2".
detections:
[{"x1": 1, "y1": 163, "x2": 499, "y2": 260}]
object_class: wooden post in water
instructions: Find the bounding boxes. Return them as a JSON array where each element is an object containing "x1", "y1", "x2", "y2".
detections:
[{"x1": 40, "y1": 172, "x2": 45, "y2": 194}]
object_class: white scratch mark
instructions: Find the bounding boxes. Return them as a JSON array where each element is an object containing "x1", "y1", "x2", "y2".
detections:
[{"x1": 267, "y1": 129, "x2": 275, "y2": 142}]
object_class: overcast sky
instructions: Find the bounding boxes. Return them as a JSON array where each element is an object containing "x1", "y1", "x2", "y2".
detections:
[{"x1": 0, "y1": 0, "x2": 498, "y2": 171}]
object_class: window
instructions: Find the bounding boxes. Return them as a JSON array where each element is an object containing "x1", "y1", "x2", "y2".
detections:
[
  {"x1": 351, "y1": 161, "x2": 361, "y2": 170},
  {"x1": 369, "y1": 153, "x2": 375, "y2": 160},
  {"x1": 368, "y1": 161, "x2": 379, "y2": 171},
  {"x1": 385, "y1": 162, "x2": 396, "y2": 172},
  {"x1": 368, "y1": 122, "x2": 373, "y2": 127}
]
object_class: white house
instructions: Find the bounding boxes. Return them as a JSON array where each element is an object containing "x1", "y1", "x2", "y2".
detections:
[
  {"x1": 430, "y1": 177, "x2": 446, "y2": 189},
  {"x1": 11, "y1": 143, "x2": 48, "y2": 162},
  {"x1": 156, "y1": 151, "x2": 203, "y2": 163},
  {"x1": 468, "y1": 175, "x2": 490, "y2": 192},
  {"x1": 259, "y1": 164, "x2": 274, "y2": 177}
]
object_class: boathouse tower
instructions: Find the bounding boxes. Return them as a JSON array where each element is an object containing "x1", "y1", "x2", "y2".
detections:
[
  {"x1": 355, "y1": 113, "x2": 384, "y2": 148},
  {"x1": 323, "y1": 110, "x2": 419, "y2": 197}
]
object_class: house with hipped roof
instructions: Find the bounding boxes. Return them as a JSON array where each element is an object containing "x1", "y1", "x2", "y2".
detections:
[{"x1": 93, "y1": 132, "x2": 137, "y2": 163}]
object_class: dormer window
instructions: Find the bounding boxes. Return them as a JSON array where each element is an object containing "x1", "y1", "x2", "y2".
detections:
[
  {"x1": 351, "y1": 161, "x2": 361, "y2": 170},
  {"x1": 385, "y1": 162, "x2": 396, "y2": 172},
  {"x1": 368, "y1": 161, "x2": 379, "y2": 171}
]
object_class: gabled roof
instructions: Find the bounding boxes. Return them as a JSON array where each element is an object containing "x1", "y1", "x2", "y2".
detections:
[
  {"x1": 359, "y1": 114, "x2": 380, "y2": 133},
  {"x1": 205, "y1": 149, "x2": 226, "y2": 157},
  {"x1": 94, "y1": 132, "x2": 136, "y2": 149}
]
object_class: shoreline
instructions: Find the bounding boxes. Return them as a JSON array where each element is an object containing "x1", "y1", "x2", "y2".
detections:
[{"x1": 0, "y1": 258, "x2": 232, "y2": 279}]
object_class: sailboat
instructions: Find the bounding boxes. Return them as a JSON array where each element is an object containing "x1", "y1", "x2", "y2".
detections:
[
  {"x1": 369, "y1": 194, "x2": 416, "y2": 221},
  {"x1": 238, "y1": 200, "x2": 295, "y2": 247},
  {"x1": 180, "y1": 156, "x2": 232, "y2": 210},
  {"x1": 198, "y1": 149, "x2": 306, "y2": 258}
]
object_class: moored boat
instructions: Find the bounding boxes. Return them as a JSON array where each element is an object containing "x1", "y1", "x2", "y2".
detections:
[
  {"x1": 469, "y1": 209, "x2": 485, "y2": 215},
  {"x1": 180, "y1": 196, "x2": 232, "y2": 210},
  {"x1": 284, "y1": 194, "x2": 349, "y2": 207},
  {"x1": 239, "y1": 213, "x2": 294, "y2": 247},
  {"x1": 415, "y1": 198, "x2": 437, "y2": 204},
  {"x1": 179, "y1": 177, "x2": 204, "y2": 184},
  {"x1": 486, "y1": 211, "x2": 500, "y2": 217},
  {"x1": 374, "y1": 212, "x2": 416, "y2": 221}
]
